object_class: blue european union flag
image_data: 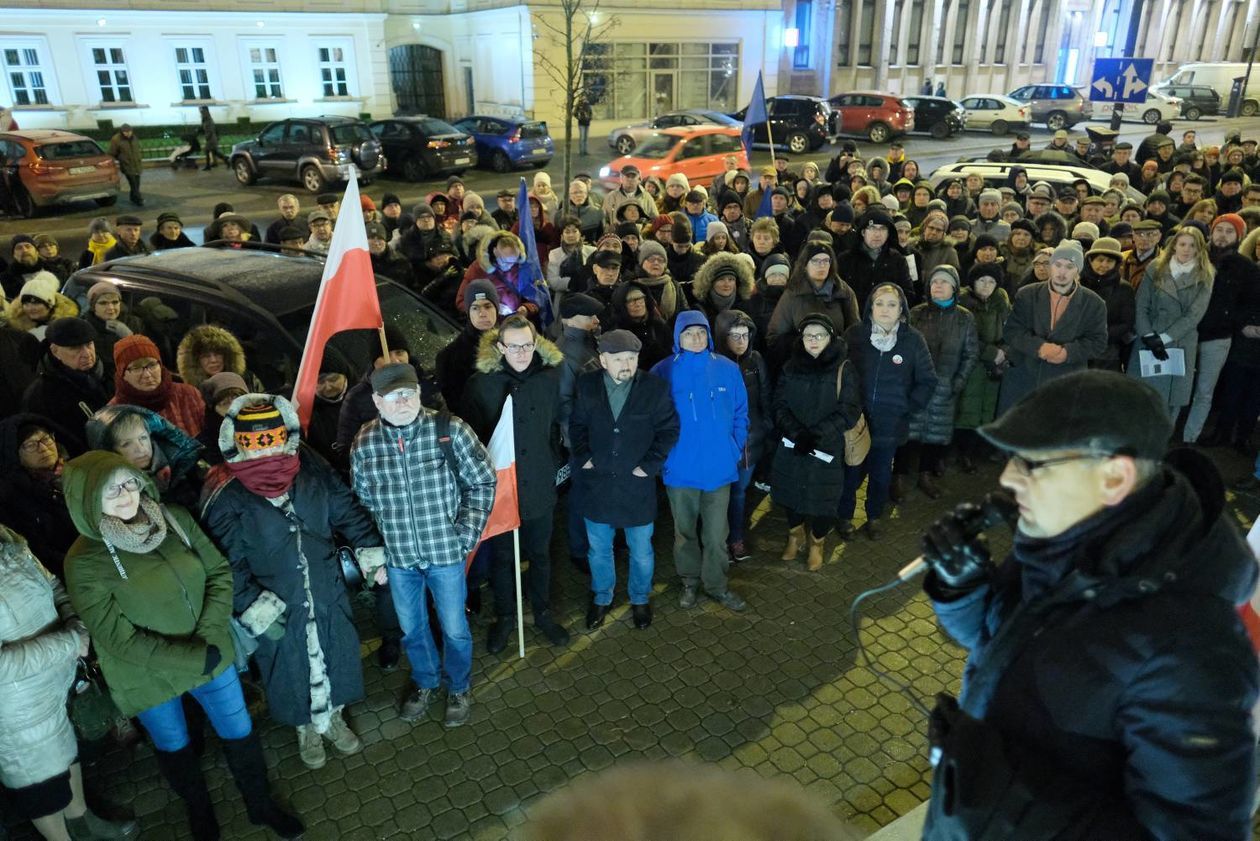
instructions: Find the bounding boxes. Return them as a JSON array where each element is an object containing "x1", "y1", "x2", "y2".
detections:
[
  {"x1": 515, "y1": 177, "x2": 554, "y2": 328},
  {"x1": 741, "y1": 71, "x2": 767, "y2": 159}
]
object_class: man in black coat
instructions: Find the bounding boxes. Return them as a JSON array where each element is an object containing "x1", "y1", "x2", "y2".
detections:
[
  {"x1": 920, "y1": 371, "x2": 1258, "y2": 840},
  {"x1": 462, "y1": 315, "x2": 571, "y2": 653},
  {"x1": 21, "y1": 318, "x2": 112, "y2": 451},
  {"x1": 840, "y1": 209, "x2": 915, "y2": 310},
  {"x1": 569, "y1": 330, "x2": 679, "y2": 631}
]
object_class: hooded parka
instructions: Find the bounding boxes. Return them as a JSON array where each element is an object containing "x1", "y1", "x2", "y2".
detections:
[{"x1": 908, "y1": 269, "x2": 980, "y2": 445}]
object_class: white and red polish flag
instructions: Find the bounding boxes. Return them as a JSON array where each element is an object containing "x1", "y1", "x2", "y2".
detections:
[{"x1": 466, "y1": 395, "x2": 521, "y2": 571}]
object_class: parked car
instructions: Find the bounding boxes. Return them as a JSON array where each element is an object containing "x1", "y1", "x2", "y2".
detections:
[
  {"x1": 69, "y1": 245, "x2": 459, "y2": 393},
  {"x1": 1107, "y1": 89, "x2": 1182, "y2": 125},
  {"x1": 1151, "y1": 83, "x2": 1220, "y2": 120},
  {"x1": 0, "y1": 130, "x2": 119, "y2": 218},
  {"x1": 957, "y1": 94, "x2": 1030, "y2": 135},
  {"x1": 598, "y1": 126, "x2": 748, "y2": 190},
  {"x1": 730, "y1": 95, "x2": 830, "y2": 154},
  {"x1": 606, "y1": 109, "x2": 740, "y2": 156},
  {"x1": 450, "y1": 116, "x2": 554, "y2": 173},
  {"x1": 230, "y1": 116, "x2": 385, "y2": 194},
  {"x1": 826, "y1": 92, "x2": 915, "y2": 143},
  {"x1": 899, "y1": 96, "x2": 966, "y2": 139},
  {"x1": 1155, "y1": 62, "x2": 1258, "y2": 117},
  {"x1": 369, "y1": 116, "x2": 477, "y2": 182},
  {"x1": 1006, "y1": 84, "x2": 1092, "y2": 130},
  {"x1": 928, "y1": 161, "x2": 1147, "y2": 203}
]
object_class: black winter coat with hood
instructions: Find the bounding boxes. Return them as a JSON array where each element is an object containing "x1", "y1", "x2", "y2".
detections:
[
  {"x1": 769, "y1": 338, "x2": 861, "y2": 516},
  {"x1": 610, "y1": 281, "x2": 673, "y2": 370},
  {"x1": 691, "y1": 252, "x2": 756, "y2": 327},
  {"x1": 843, "y1": 287, "x2": 938, "y2": 448},
  {"x1": 0, "y1": 413, "x2": 81, "y2": 578},
  {"x1": 924, "y1": 452, "x2": 1259, "y2": 841},
  {"x1": 838, "y1": 241, "x2": 915, "y2": 310},
  {"x1": 714, "y1": 309, "x2": 773, "y2": 466}
]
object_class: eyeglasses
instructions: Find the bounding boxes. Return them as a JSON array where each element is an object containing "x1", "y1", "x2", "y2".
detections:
[
  {"x1": 1008, "y1": 452, "x2": 1107, "y2": 477},
  {"x1": 103, "y1": 477, "x2": 141, "y2": 500},
  {"x1": 381, "y1": 388, "x2": 419, "y2": 404},
  {"x1": 727, "y1": 330, "x2": 751, "y2": 341},
  {"x1": 20, "y1": 433, "x2": 55, "y2": 454},
  {"x1": 801, "y1": 331, "x2": 831, "y2": 342},
  {"x1": 807, "y1": 256, "x2": 832, "y2": 266},
  {"x1": 501, "y1": 342, "x2": 536, "y2": 354},
  {"x1": 125, "y1": 361, "x2": 161, "y2": 376}
]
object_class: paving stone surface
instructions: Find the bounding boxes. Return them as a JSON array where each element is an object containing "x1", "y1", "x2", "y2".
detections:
[{"x1": 7, "y1": 449, "x2": 1260, "y2": 840}]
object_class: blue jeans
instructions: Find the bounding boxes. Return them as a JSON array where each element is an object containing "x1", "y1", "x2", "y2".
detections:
[
  {"x1": 578, "y1": 124, "x2": 590, "y2": 154},
  {"x1": 727, "y1": 464, "x2": 756, "y2": 544},
  {"x1": 136, "y1": 666, "x2": 251, "y2": 752},
  {"x1": 388, "y1": 564, "x2": 473, "y2": 694},
  {"x1": 586, "y1": 520, "x2": 655, "y2": 605},
  {"x1": 839, "y1": 442, "x2": 898, "y2": 521}
]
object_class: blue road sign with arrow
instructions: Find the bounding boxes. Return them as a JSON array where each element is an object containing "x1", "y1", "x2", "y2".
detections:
[{"x1": 1090, "y1": 58, "x2": 1154, "y2": 103}]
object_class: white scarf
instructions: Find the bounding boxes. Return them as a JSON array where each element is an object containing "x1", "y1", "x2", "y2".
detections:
[
  {"x1": 1169, "y1": 257, "x2": 1195, "y2": 278},
  {"x1": 870, "y1": 320, "x2": 899, "y2": 352}
]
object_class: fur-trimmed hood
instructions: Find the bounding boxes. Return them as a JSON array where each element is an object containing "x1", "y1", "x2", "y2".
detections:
[
  {"x1": 1033, "y1": 210, "x2": 1069, "y2": 246},
  {"x1": 176, "y1": 324, "x2": 248, "y2": 389},
  {"x1": 4, "y1": 293, "x2": 78, "y2": 333},
  {"x1": 474, "y1": 326, "x2": 563, "y2": 374},
  {"x1": 691, "y1": 251, "x2": 755, "y2": 301},
  {"x1": 1239, "y1": 226, "x2": 1260, "y2": 263},
  {"x1": 475, "y1": 229, "x2": 528, "y2": 274}
]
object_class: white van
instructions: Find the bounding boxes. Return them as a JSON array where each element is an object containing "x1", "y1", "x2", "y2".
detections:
[{"x1": 1153, "y1": 62, "x2": 1259, "y2": 116}]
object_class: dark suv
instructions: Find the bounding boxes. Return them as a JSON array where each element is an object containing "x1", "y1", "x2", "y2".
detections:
[
  {"x1": 69, "y1": 246, "x2": 458, "y2": 393},
  {"x1": 731, "y1": 95, "x2": 830, "y2": 154},
  {"x1": 369, "y1": 116, "x2": 477, "y2": 181},
  {"x1": 231, "y1": 116, "x2": 386, "y2": 194},
  {"x1": 1153, "y1": 84, "x2": 1220, "y2": 120}
]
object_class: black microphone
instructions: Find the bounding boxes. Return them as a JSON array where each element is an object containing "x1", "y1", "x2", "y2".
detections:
[{"x1": 896, "y1": 490, "x2": 1019, "y2": 581}]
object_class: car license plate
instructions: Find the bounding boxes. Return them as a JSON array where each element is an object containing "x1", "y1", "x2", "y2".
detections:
[
  {"x1": 455, "y1": 158, "x2": 471, "y2": 165},
  {"x1": 339, "y1": 164, "x2": 362, "y2": 179},
  {"x1": 69, "y1": 165, "x2": 96, "y2": 175},
  {"x1": 532, "y1": 147, "x2": 547, "y2": 155}
]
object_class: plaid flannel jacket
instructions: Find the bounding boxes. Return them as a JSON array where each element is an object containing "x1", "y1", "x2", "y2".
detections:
[{"x1": 350, "y1": 410, "x2": 496, "y2": 569}]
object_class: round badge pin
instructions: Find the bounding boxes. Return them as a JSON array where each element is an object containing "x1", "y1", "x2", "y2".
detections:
[{"x1": 892, "y1": 354, "x2": 904, "y2": 364}]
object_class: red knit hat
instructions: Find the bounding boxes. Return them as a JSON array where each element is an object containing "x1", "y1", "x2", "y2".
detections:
[
  {"x1": 1212, "y1": 213, "x2": 1245, "y2": 241},
  {"x1": 647, "y1": 215, "x2": 673, "y2": 236},
  {"x1": 113, "y1": 334, "x2": 162, "y2": 373},
  {"x1": 360, "y1": 194, "x2": 376, "y2": 211}
]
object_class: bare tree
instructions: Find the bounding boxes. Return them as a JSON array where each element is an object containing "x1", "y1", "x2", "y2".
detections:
[{"x1": 532, "y1": 0, "x2": 618, "y2": 193}]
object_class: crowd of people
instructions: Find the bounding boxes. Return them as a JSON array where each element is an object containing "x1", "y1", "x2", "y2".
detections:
[{"x1": 2, "y1": 119, "x2": 1260, "y2": 840}]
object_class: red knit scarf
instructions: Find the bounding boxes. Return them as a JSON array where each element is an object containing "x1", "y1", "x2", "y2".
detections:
[
  {"x1": 226, "y1": 454, "x2": 301, "y2": 498},
  {"x1": 113, "y1": 367, "x2": 173, "y2": 411}
]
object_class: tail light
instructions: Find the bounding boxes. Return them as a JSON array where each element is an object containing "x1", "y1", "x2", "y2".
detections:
[
  {"x1": 28, "y1": 158, "x2": 62, "y2": 177},
  {"x1": 507, "y1": 129, "x2": 521, "y2": 144},
  {"x1": 427, "y1": 139, "x2": 451, "y2": 149},
  {"x1": 326, "y1": 146, "x2": 350, "y2": 163}
]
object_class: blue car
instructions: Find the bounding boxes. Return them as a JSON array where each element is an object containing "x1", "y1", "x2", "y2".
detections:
[{"x1": 450, "y1": 115, "x2": 554, "y2": 173}]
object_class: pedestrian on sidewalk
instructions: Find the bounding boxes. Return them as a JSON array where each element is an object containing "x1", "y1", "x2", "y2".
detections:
[
  {"x1": 198, "y1": 106, "x2": 226, "y2": 171},
  {"x1": 107, "y1": 124, "x2": 144, "y2": 207}
]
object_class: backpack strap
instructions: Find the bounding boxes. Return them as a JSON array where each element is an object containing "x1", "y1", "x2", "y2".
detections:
[{"x1": 435, "y1": 410, "x2": 465, "y2": 489}]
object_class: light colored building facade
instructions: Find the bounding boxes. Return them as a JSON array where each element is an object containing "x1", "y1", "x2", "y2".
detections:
[{"x1": 779, "y1": 0, "x2": 1256, "y2": 100}]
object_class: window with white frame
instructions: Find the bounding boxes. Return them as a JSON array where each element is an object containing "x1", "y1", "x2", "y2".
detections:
[
  {"x1": 174, "y1": 45, "x2": 212, "y2": 101},
  {"x1": 91, "y1": 46, "x2": 132, "y2": 104},
  {"x1": 3, "y1": 44, "x2": 50, "y2": 106},
  {"x1": 317, "y1": 44, "x2": 351, "y2": 97},
  {"x1": 248, "y1": 46, "x2": 283, "y2": 99}
]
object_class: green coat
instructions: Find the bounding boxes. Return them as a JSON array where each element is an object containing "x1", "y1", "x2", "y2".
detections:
[
  {"x1": 107, "y1": 132, "x2": 143, "y2": 175},
  {"x1": 62, "y1": 451, "x2": 233, "y2": 717},
  {"x1": 955, "y1": 287, "x2": 1012, "y2": 429}
]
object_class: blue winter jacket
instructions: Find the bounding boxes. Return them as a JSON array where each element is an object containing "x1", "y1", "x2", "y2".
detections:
[
  {"x1": 650, "y1": 310, "x2": 749, "y2": 491},
  {"x1": 684, "y1": 210, "x2": 719, "y2": 244}
]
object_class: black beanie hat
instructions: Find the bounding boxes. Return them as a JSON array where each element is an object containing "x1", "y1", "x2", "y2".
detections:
[
  {"x1": 973, "y1": 233, "x2": 1000, "y2": 251},
  {"x1": 9, "y1": 234, "x2": 35, "y2": 255},
  {"x1": 830, "y1": 203, "x2": 855, "y2": 224}
]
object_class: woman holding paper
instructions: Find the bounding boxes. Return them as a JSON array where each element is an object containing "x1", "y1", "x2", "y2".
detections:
[
  {"x1": 1128, "y1": 227, "x2": 1214, "y2": 421},
  {"x1": 771, "y1": 313, "x2": 862, "y2": 572}
]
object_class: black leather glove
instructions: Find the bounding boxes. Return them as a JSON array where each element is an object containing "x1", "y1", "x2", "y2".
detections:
[
  {"x1": 1141, "y1": 333, "x2": 1169, "y2": 361},
  {"x1": 793, "y1": 430, "x2": 817, "y2": 452},
  {"x1": 203, "y1": 644, "x2": 222, "y2": 675},
  {"x1": 921, "y1": 502, "x2": 995, "y2": 590}
]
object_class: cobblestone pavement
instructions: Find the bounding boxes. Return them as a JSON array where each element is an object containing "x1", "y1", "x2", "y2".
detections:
[{"x1": 7, "y1": 447, "x2": 1260, "y2": 840}]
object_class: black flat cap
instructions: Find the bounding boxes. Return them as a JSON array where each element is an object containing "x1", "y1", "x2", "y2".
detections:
[
  {"x1": 316, "y1": 192, "x2": 339, "y2": 204},
  {"x1": 46, "y1": 317, "x2": 96, "y2": 347},
  {"x1": 979, "y1": 370, "x2": 1171, "y2": 459},
  {"x1": 560, "y1": 293, "x2": 603, "y2": 318},
  {"x1": 591, "y1": 250, "x2": 622, "y2": 268}
]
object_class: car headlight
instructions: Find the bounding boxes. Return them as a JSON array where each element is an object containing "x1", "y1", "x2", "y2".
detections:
[{"x1": 599, "y1": 166, "x2": 611, "y2": 178}]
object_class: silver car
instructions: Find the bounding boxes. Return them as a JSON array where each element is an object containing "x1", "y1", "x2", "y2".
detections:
[
  {"x1": 606, "y1": 109, "x2": 740, "y2": 155},
  {"x1": 1006, "y1": 84, "x2": 1092, "y2": 131}
]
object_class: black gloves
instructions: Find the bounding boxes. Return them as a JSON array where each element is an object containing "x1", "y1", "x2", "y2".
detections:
[
  {"x1": 1141, "y1": 333, "x2": 1169, "y2": 361},
  {"x1": 203, "y1": 644, "x2": 222, "y2": 675},
  {"x1": 921, "y1": 502, "x2": 995, "y2": 590}
]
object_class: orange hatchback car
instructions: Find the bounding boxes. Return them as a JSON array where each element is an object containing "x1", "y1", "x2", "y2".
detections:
[
  {"x1": 598, "y1": 126, "x2": 748, "y2": 191},
  {"x1": 0, "y1": 130, "x2": 120, "y2": 217}
]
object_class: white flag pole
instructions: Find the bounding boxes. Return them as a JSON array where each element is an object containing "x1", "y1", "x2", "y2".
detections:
[{"x1": 513, "y1": 528, "x2": 525, "y2": 658}]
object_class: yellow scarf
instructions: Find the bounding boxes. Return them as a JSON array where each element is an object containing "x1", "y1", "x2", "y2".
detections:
[{"x1": 87, "y1": 235, "x2": 117, "y2": 265}]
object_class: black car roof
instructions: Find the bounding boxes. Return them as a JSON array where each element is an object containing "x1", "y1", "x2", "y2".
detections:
[{"x1": 84, "y1": 247, "x2": 330, "y2": 317}]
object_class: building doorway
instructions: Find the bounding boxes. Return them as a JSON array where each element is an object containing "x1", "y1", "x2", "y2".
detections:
[{"x1": 389, "y1": 44, "x2": 446, "y2": 117}]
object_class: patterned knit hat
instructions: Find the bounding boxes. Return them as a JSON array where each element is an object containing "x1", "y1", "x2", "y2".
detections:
[{"x1": 231, "y1": 401, "x2": 289, "y2": 454}]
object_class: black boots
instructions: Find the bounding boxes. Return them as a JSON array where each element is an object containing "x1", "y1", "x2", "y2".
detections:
[
  {"x1": 154, "y1": 746, "x2": 219, "y2": 841},
  {"x1": 221, "y1": 732, "x2": 305, "y2": 839}
]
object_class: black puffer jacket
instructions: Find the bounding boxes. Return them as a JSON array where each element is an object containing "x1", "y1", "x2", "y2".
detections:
[
  {"x1": 838, "y1": 242, "x2": 915, "y2": 310},
  {"x1": 769, "y1": 339, "x2": 861, "y2": 516},
  {"x1": 925, "y1": 453, "x2": 1259, "y2": 840},
  {"x1": 714, "y1": 310, "x2": 773, "y2": 466}
]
